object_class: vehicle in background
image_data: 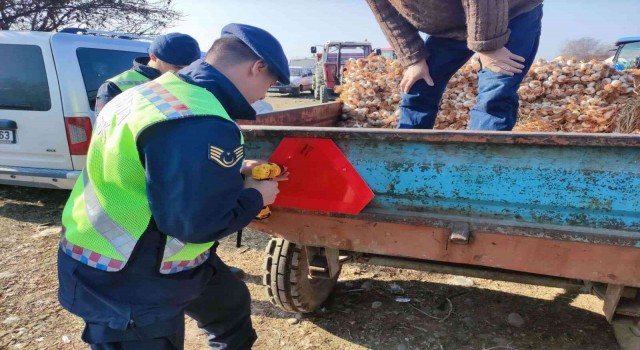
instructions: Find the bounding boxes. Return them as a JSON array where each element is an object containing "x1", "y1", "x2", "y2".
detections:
[
  {"x1": 311, "y1": 41, "x2": 373, "y2": 103},
  {"x1": 268, "y1": 66, "x2": 314, "y2": 96},
  {"x1": 0, "y1": 28, "x2": 151, "y2": 189},
  {"x1": 375, "y1": 47, "x2": 397, "y2": 59},
  {"x1": 612, "y1": 36, "x2": 640, "y2": 70},
  {"x1": 289, "y1": 57, "x2": 315, "y2": 69}
]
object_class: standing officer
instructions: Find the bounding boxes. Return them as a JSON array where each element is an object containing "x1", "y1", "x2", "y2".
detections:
[
  {"x1": 94, "y1": 32, "x2": 201, "y2": 115},
  {"x1": 57, "y1": 23, "x2": 289, "y2": 349}
]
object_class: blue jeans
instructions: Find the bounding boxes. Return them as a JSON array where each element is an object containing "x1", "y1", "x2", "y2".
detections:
[{"x1": 398, "y1": 5, "x2": 543, "y2": 130}]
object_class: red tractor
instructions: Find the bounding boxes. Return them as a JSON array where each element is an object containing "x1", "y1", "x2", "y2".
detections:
[{"x1": 311, "y1": 41, "x2": 373, "y2": 103}]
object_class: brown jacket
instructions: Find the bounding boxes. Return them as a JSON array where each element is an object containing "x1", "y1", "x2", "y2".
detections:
[{"x1": 366, "y1": 0, "x2": 543, "y2": 67}]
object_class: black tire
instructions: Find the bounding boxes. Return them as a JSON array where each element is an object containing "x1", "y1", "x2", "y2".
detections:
[
  {"x1": 291, "y1": 86, "x2": 301, "y2": 97},
  {"x1": 263, "y1": 238, "x2": 340, "y2": 313}
]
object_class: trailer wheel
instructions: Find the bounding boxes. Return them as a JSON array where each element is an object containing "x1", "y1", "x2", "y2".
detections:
[
  {"x1": 263, "y1": 238, "x2": 340, "y2": 313},
  {"x1": 612, "y1": 317, "x2": 640, "y2": 350}
]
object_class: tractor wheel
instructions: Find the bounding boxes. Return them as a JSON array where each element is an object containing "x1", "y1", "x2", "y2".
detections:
[
  {"x1": 263, "y1": 238, "x2": 340, "y2": 313},
  {"x1": 319, "y1": 85, "x2": 332, "y2": 103}
]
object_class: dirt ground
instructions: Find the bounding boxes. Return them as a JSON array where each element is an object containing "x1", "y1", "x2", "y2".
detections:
[
  {"x1": 0, "y1": 94, "x2": 620, "y2": 350},
  {"x1": 264, "y1": 91, "x2": 319, "y2": 110}
]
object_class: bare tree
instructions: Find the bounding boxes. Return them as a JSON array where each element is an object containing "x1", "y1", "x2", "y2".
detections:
[
  {"x1": 0, "y1": 0, "x2": 183, "y2": 35},
  {"x1": 560, "y1": 37, "x2": 613, "y2": 61}
]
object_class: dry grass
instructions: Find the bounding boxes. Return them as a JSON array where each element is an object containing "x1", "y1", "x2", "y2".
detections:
[{"x1": 613, "y1": 89, "x2": 640, "y2": 133}]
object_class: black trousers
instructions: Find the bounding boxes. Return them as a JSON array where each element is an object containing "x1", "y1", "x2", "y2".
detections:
[{"x1": 87, "y1": 255, "x2": 257, "y2": 350}]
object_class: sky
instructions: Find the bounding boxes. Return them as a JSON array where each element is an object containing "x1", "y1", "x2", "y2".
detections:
[{"x1": 169, "y1": 0, "x2": 640, "y2": 60}]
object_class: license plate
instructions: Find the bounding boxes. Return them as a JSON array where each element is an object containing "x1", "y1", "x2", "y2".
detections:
[
  {"x1": 0, "y1": 129, "x2": 15, "y2": 144},
  {"x1": 268, "y1": 88, "x2": 280, "y2": 92}
]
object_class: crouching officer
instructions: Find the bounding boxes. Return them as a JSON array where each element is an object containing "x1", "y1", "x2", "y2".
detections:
[
  {"x1": 94, "y1": 32, "x2": 201, "y2": 115},
  {"x1": 57, "y1": 23, "x2": 290, "y2": 349}
]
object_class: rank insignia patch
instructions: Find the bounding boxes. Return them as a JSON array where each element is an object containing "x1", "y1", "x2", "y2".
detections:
[{"x1": 209, "y1": 145, "x2": 243, "y2": 168}]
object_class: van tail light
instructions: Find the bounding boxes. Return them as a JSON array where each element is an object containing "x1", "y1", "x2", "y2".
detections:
[{"x1": 64, "y1": 117, "x2": 93, "y2": 155}]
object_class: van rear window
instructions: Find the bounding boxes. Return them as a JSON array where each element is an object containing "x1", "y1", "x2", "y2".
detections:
[
  {"x1": 0, "y1": 44, "x2": 51, "y2": 111},
  {"x1": 76, "y1": 48, "x2": 145, "y2": 110}
]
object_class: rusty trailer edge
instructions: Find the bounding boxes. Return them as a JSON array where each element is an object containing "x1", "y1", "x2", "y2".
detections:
[
  {"x1": 239, "y1": 102, "x2": 640, "y2": 148},
  {"x1": 250, "y1": 210, "x2": 640, "y2": 288}
]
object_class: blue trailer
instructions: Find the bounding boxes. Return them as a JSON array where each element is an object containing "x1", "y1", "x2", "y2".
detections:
[{"x1": 239, "y1": 102, "x2": 640, "y2": 348}]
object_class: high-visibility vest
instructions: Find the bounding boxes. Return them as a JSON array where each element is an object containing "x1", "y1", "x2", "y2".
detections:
[
  {"x1": 95, "y1": 69, "x2": 151, "y2": 114},
  {"x1": 61, "y1": 72, "x2": 244, "y2": 274},
  {"x1": 107, "y1": 69, "x2": 150, "y2": 91}
]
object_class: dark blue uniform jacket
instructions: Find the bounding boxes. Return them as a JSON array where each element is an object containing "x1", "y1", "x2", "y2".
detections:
[{"x1": 58, "y1": 59, "x2": 263, "y2": 343}]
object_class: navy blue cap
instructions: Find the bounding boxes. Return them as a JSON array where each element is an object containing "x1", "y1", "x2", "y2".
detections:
[
  {"x1": 149, "y1": 33, "x2": 201, "y2": 66},
  {"x1": 220, "y1": 23, "x2": 290, "y2": 85}
]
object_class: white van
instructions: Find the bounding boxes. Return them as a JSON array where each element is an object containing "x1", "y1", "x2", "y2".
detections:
[
  {"x1": 268, "y1": 66, "x2": 314, "y2": 96},
  {"x1": 0, "y1": 29, "x2": 151, "y2": 189}
]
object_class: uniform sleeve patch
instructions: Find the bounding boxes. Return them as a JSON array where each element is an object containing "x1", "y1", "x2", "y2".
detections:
[{"x1": 209, "y1": 145, "x2": 244, "y2": 168}]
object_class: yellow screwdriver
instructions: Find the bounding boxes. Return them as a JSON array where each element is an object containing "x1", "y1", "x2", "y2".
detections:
[
  {"x1": 236, "y1": 162, "x2": 285, "y2": 248},
  {"x1": 251, "y1": 162, "x2": 285, "y2": 220}
]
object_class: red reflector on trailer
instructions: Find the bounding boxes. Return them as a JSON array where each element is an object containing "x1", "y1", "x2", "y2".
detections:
[
  {"x1": 64, "y1": 117, "x2": 92, "y2": 155},
  {"x1": 268, "y1": 137, "x2": 374, "y2": 214}
]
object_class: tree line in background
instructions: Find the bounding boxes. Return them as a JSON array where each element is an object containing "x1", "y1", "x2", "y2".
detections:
[
  {"x1": 0, "y1": 0, "x2": 182, "y2": 34},
  {"x1": 559, "y1": 37, "x2": 615, "y2": 61},
  {"x1": 0, "y1": 3, "x2": 620, "y2": 63}
]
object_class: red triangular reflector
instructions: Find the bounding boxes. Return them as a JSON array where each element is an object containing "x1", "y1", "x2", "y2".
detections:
[{"x1": 269, "y1": 138, "x2": 374, "y2": 214}]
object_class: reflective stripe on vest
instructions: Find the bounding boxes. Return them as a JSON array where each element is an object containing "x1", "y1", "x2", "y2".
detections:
[
  {"x1": 134, "y1": 79, "x2": 207, "y2": 274},
  {"x1": 60, "y1": 229, "x2": 125, "y2": 272},
  {"x1": 161, "y1": 239, "x2": 210, "y2": 274},
  {"x1": 82, "y1": 171, "x2": 137, "y2": 259},
  {"x1": 134, "y1": 80, "x2": 194, "y2": 119},
  {"x1": 60, "y1": 170, "x2": 137, "y2": 271}
]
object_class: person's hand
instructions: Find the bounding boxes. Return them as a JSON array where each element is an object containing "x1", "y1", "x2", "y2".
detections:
[
  {"x1": 477, "y1": 47, "x2": 525, "y2": 76},
  {"x1": 400, "y1": 60, "x2": 434, "y2": 93},
  {"x1": 244, "y1": 178, "x2": 280, "y2": 206},
  {"x1": 273, "y1": 170, "x2": 289, "y2": 182},
  {"x1": 241, "y1": 159, "x2": 268, "y2": 176}
]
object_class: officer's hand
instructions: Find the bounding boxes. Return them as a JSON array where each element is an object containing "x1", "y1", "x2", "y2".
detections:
[
  {"x1": 244, "y1": 178, "x2": 280, "y2": 206},
  {"x1": 400, "y1": 60, "x2": 434, "y2": 93},
  {"x1": 477, "y1": 47, "x2": 525, "y2": 76},
  {"x1": 241, "y1": 159, "x2": 268, "y2": 176}
]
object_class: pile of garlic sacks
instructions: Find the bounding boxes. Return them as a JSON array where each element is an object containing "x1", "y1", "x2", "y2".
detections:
[
  {"x1": 336, "y1": 55, "x2": 404, "y2": 128},
  {"x1": 337, "y1": 54, "x2": 639, "y2": 133}
]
